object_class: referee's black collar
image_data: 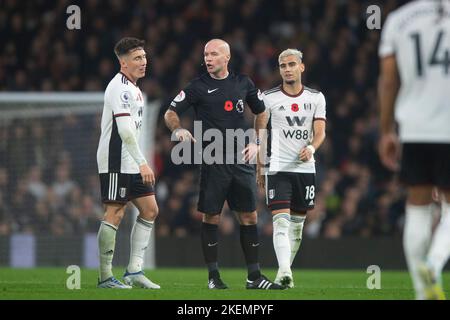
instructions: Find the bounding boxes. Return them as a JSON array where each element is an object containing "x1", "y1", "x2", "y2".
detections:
[{"x1": 205, "y1": 71, "x2": 233, "y2": 81}]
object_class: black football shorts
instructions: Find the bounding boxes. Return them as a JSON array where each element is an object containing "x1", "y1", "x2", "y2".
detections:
[
  {"x1": 198, "y1": 164, "x2": 257, "y2": 214},
  {"x1": 400, "y1": 143, "x2": 450, "y2": 188},
  {"x1": 265, "y1": 171, "x2": 316, "y2": 212},
  {"x1": 99, "y1": 173, "x2": 155, "y2": 204}
]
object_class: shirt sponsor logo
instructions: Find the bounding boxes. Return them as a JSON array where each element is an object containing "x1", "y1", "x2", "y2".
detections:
[{"x1": 285, "y1": 116, "x2": 306, "y2": 126}]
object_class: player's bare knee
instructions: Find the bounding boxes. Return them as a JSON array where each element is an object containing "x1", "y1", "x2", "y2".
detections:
[
  {"x1": 272, "y1": 209, "x2": 290, "y2": 216},
  {"x1": 139, "y1": 205, "x2": 158, "y2": 221},
  {"x1": 104, "y1": 205, "x2": 125, "y2": 226},
  {"x1": 441, "y1": 189, "x2": 450, "y2": 203},
  {"x1": 407, "y1": 185, "x2": 433, "y2": 205}
]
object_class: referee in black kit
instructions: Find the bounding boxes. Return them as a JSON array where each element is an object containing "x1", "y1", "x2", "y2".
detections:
[{"x1": 164, "y1": 39, "x2": 284, "y2": 290}]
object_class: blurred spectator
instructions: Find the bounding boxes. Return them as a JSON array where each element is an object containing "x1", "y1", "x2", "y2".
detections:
[
  {"x1": 51, "y1": 164, "x2": 76, "y2": 203},
  {"x1": 7, "y1": 122, "x2": 29, "y2": 181},
  {"x1": 29, "y1": 122, "x2": 50, "y2": 171},
  {"x1": 32, "y1": 200, "x2": 52, "y2": 235},
  {"x1": 26, "y1": 166, "x2": 48, "y2": 201},
  {"x1": 10, "y1": 178, "x2": 35, "y2": 232}
]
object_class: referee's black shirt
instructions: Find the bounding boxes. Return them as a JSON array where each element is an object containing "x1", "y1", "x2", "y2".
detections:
[{"x1": 169, "y1": 72, "x2": 265, "y2": 164}]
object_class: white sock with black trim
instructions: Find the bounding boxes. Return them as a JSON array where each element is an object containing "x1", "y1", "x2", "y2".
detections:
[
  {"x1": 273, "y1": 213, "x2": 291, "y2": 273},
  {"x1": 403, "y1": 204, "x2": 433, "y2": 300},
  {"x1": 97, "y1": 221, "x2": 117, "y2": 282},
  {"x1": 289, "y1": 215, "x2": 306, "y2": 266},
  {"x1": 427, "y1": 201, "x2": 450, "y2": 284},
  {"x1": 127, "y1": 217, "x2": 154, "y2": 273}
]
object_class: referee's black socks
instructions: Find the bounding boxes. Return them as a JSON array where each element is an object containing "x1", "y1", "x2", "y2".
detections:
[
  {"x1": 240, "y1": 224, "x2": 261, "y2": 281},
  {"x1": 201, "y1": 222, "x2": 220, "y2": 279}
]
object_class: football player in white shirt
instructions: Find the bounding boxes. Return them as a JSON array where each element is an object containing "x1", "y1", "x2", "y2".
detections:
[
  {"x1": 379, "y1": 0, "x2": 450, "y2": 300},
  {"x1": 96, "y1": 37, "x2": 160, "y2": 289},
  {"x1": 258, "y1": 49, "x2": 326, "y2": 288}
]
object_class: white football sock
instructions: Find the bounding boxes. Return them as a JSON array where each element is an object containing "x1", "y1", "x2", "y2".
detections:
[
  {"x1": 427, "y1": 201, "x2": 450, "y2": 284},
  {"x1": 127, "y1": 217, "x2": 154, "y2": 273},
  {"x1": 289, "y1": 215, "x2": 306, "y2": 266},
  {"x1": 273, "y1": 213, "x2": 291, "y2": 273},
  {"x1": 403, "y1": 204, "x2": 433, "y2": 300},
  {"x1": 97, "y1": 221, "x2": 117, "y2": 282}
]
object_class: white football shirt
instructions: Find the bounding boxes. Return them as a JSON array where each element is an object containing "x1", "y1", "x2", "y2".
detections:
[
  {"x1": 379, "y1": 0, "x2": 450, "y2": 143},
  {"x1": 97, "y1": 73, "x2": 145, "y2": 174},
  {"x1": 262, "y1": 85, "x2": 326, "y2": 173}
]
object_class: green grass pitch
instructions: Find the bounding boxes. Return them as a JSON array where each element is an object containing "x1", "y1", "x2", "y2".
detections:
[{"x1": 0, "y1": 268, "x2": 448, "y2": 300}]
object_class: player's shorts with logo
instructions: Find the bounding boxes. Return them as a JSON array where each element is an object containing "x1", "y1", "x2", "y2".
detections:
[
  {"x1": 400, "y1": 143, "x2": 450, "y2": 188},
  {"x1": 99, "y1": 173, "x2": 155, "y2": 204},
  {"x1": 198, "y1": 163, "x2": 257, "y2": 214},
  {"x1": 266, "y1": 172, "x2": 316, "y2": 212}
]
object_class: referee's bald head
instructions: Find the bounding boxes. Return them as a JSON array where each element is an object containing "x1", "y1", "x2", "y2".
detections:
[
  {"x1": 205, "y1": 39, "x2": 230, "y2": 58},
  {"x1": 204, "y1": 38, "x2": 231, "y2": 77}
]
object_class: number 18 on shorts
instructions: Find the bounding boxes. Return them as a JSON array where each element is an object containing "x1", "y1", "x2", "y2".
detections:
[{"x1": 265, "y1": 172, "x2": 316, "y2": 212}]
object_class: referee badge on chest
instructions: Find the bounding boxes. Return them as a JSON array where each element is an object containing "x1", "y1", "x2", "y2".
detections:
[
  {"x1": 269, "y1": 189, "x2": 275, "y2": 199},
  {"x1": 119, "y1": 187, "x2": 127, "y2": 198}
]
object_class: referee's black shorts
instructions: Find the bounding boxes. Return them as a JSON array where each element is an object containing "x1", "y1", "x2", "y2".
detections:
[
  {"x1": 198, "y1": 163, "x2": 257, "y2": 215},
  {"x1": 400, "y1": 143, "x2": 450, "y2": 189}
]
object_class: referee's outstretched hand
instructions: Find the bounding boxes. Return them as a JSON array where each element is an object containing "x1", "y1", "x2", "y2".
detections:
[
  {"x1": 175, "y1": 128, "x2": 197, "y2": 143},
  {"x1": 140, "y1": 164, "x2": 155, "y2": 186}
]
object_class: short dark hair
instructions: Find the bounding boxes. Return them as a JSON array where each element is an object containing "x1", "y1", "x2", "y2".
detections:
[{"x1": 114, "y1": 37, "x2": 145, "y2": 58}]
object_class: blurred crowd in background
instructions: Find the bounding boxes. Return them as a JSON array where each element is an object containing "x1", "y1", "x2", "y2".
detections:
[{"x1": 0, "y1": 0, "x2": 414, "y2": 238}]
